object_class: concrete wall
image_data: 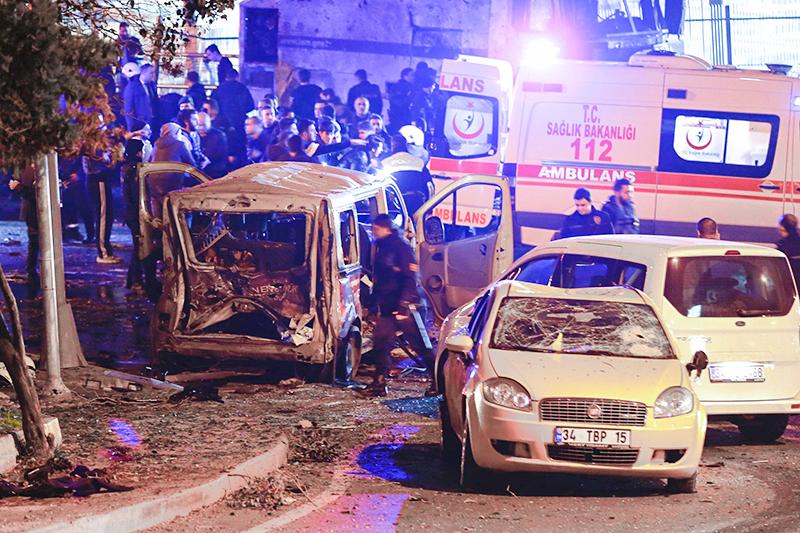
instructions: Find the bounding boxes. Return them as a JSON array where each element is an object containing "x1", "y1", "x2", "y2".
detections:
[{"x1": 239, "y1": 0, "x2": 495, "y2": 112}]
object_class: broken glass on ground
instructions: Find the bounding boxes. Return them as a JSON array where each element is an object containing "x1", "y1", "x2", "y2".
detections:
[{"x1": 491, "y1": 297, "x2": 674, "y2": 359}]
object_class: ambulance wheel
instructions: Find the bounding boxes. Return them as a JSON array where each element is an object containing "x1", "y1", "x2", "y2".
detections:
[
  {"x1": 334, "y1": 328, "x2": 362, "y2": 383},
  {"x1": 667, "y1": 473, "x2": 697, "y2": 494},
  {"x1": 736, "y1": 414, "x2": 788, "y2": 443}
]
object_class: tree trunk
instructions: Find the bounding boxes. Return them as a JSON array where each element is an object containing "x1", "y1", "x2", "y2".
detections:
[{"x1": 0, "y1": 264, "x2": 51, "y2": 461}]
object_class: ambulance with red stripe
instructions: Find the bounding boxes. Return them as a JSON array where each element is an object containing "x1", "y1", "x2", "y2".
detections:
[
  {"x1": 429, "y1": 55, "x2": 514, "y2": 183},
  {"x1": 507, "y1": 51, "x2": 800, "y2": 246}
]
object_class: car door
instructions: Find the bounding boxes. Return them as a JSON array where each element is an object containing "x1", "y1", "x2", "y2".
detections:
[
  {"x1": 138, "y1": 162, "x2": 211, "y2": 259},
  {"x1": 414, "y1": 175, "x2": 513, "y2": 320}
]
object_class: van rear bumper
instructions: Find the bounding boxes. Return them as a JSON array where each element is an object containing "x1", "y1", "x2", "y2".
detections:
[{"x1": 702, "y1": 399, "x2": 800, "y2": 416}]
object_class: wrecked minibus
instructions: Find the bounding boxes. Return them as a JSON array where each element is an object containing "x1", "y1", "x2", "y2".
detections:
[{"x1": 137, "y1": 162, "x2": 512, "y2": 381}]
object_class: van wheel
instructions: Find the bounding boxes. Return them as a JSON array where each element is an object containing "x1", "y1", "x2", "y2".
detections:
[
  {"x1": 439, "y1": 399, "x2": 461, "y2": 466},
  {"x1": 667, "y1": 473, "x2": 697, "y2": 494},
  {"x1": 736, "y1": 414, "x2": 789, "y2": 443},
  {"x1": 335, "y1": 329, "x2": 362, "y2": 383}
]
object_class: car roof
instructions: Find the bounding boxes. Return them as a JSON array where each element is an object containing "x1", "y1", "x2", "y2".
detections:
[
  {"x1": 544, "y1": 234, "x2": 783, "y2": 258},
  {"x1": 183, "y1": 162, "x2": 391, "y2": 200},
  {"x1": 494, "y1": 279, "x2": 649, "y2": 305}
]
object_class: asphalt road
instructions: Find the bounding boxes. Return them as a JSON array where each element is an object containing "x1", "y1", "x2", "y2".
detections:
[
  {"x1": 263, "y1": 411, "x2": 798, "y2": 533},
  {"x1": 3, "y1": 220, "x2": 800, "y2": 532}
]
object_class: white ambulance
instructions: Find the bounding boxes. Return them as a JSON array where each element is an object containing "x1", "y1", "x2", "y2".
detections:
[
  {"x1": 429, "y1": 55, "x2": 514, "y2": 181},
  {"x1": 506, "y1": 51, "x2": 800, "y2": 247}
]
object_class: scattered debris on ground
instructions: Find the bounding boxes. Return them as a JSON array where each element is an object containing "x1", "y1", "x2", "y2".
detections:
[
  {"x1": 226, "y1": 472, "x2": 292, "y2": 511},
  {"x1": 291, "y1": 428, "x2": 343, "y2": 464},
  {"x1": 0, "y1": 456, "x2": 132, "y2": 499},
  {"x1": 278, "y1": 377, "x2": 305, "y2": 389}
]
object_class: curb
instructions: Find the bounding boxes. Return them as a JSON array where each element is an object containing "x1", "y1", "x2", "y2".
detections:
[
  {"x1": 27, "y1": 434, "x2": 289, "y2": 533},
  {"x1": 1, "y1": 417, "x2": 63, "y2": 475}
]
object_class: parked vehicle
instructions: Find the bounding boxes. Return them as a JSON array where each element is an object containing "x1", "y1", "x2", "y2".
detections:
[
  {"x1": 439, "y1": 234, "x2": 800, "y2": 442},
  {"x1": 439, "y1": 280, "x2": 707, "y2": 493},
  {"x1": 137, "y1": 161, "x2": 512, "y2": 378},
  {"x1": 429, "y1": 51, "x2": 800, "y2": 248}
]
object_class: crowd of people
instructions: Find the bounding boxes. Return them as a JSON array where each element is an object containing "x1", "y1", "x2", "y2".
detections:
[{"x1": 9, "y1": 22, "x2": 439, "y2": 295}]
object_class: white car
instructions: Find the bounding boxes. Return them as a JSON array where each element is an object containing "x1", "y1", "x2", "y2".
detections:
[
  {"x1": 439, "y1": 280, "x2": 707, "y2": 493},
  {"x1": 467, "y1": 235, "x2": 798, "y2": 443}
]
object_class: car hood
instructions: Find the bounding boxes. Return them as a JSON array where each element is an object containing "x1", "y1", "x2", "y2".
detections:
[{"x1": 487, "y1": 350, "x2": 685, "y2": 406}]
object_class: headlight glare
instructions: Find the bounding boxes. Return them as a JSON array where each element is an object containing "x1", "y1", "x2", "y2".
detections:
[
  {"x1": 482, "y1": 378, "x2": 532, "y2": 411},
  {"x1": 654, "y1": 386, "x2": 693, "y2": 418}
]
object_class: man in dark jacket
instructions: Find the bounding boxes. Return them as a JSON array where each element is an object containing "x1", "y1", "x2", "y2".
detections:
[
  {"x1": 347, "y1": 69, "x2": 383, "y2": 116},
  {"x1": 185, "y1": 71, "x2": 207, "y2": 109},
  {"x1": 602, "y1": 178, "x2": 640, "y2": 234},
  {"x1": 360, "y1": 214, "x2": 433, "y2": 397},
  {"x1": 58, "y1": 155, "x2": 95, "y2": 243},
  {"x1": 83, "y1": 148, "x2": 120, "y2": 263},
  {"x1": 245, "y1": 116, "x2": 271, "y2": 163},
  {"x1": 290, "y1": 69, "x2": 322, "y2": 120},
  {"x1": 211, "y1": 69, "x2": 254, "y2": 168},
  {"x1": 121, "y1": 126, "x2": 153, "y2": 290},
  {"x1": 178, "y1": 109, "x2": 210, "y2": 169},
  {"x1": 122, "y1": 64, "x2": 156, "y2": 132},
  {"x1": 777, "y1": 214, "x2": 800, "y2": 290},
  {"x1": 273, "y1": 135, "x2": 315, "y2": 163},
  {"x1": 387, "y1": 68, "x2": 415, "y2": 132},
  {"x1": 9, "y1": 163, "x2": 39, "y2": 288},
  {"x1": 198, "y1": 111, "x2": 229, "y2": 178},
  {"x1": 559, "y1": 188, "x2": 614, "y2": 239},
  {"x1": 204, "y1": 44, "x2": 234, "y2": 85}
]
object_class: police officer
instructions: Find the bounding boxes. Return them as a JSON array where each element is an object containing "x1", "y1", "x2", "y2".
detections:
[
  {"x1": 381, "y1": 134, "x2": 433, "y2": 216},
  {"x1": 359, "y1": 214, "x2": 434, "y2": 397},
  {"x1": 559, "y1": 188, "x2": 614, "y2": 239},
  {"x1": 602, "y1": 178, "x2": 640, "y2": 234}
]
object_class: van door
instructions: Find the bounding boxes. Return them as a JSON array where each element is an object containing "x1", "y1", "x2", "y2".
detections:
[
  {"x1": 414, "y1": 176, "x2": 513, "y2": 319},
  {"x1": 138, "y1": 162, "x2": 210, "y2": 259}
]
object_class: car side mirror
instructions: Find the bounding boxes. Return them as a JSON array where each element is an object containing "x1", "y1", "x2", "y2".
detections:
[
  {"x1": 445, "y1": 335, "x2": 474, "y2": 355},
  {"x1": 686, "y1": 350, "x2": 709, "y2": 378},
  {"x1": 424, "y1": 216, "x2": 445, "y2": 245}
]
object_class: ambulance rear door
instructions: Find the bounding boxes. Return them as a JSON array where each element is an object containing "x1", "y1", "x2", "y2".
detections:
[
  {"x1": 508, "y1": 60, "x2": 664, "y2": 246},
  {"x1": 655, "y1": 72, "x2": 790, "y2": 242},
  {"x1": 788, "y1": 82, "x2": 800, "y2": 215},
  {"x1": 429, "y1": 57, "x2": 513, "y2": 185}
]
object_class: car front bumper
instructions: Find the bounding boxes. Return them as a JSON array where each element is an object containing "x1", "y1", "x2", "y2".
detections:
[{"x1": 467, "y1": 390, "x2": 706, "y2": 480}]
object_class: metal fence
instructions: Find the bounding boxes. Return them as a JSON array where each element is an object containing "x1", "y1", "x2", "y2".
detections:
[{"x1": 683, "y1": 1, "x2": 800, "y2": 69}]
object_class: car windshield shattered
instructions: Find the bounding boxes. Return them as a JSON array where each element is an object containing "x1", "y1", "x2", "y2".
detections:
[{"x1": 490, "y1": 297, "x2": 675, "y2": 359}]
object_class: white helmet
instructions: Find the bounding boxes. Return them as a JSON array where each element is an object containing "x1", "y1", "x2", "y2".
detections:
[
  {"x1": 122, "y1": 62, "x2": 141, "y2": 79},
  {"x1": 398, "y1": 125, "x2": 424, "y2": 146}
]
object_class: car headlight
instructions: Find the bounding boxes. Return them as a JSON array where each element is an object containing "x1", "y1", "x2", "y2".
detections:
[
  {"x1": 482, "y1": 378, "x2": 532, "y2": 411},
  {"x1": 654, "y1": 387, "x2": 694, "y2": 418}
]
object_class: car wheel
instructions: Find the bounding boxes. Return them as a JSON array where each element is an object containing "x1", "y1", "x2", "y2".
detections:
[
  {"x1": 736, "y1": 414, "x2": 789, "y2": 443},
  {"x1": 439, "y1": 399, "x2": 461, "y2": 466},
  {"x1": 335, "y1": 329, "x2": 362, "y2": 383},
  {"x1": 667, "y1": 473, "x2": 697, "y2": 494},
  {"x1": 460, "y1": 424, "x2": 490, "y2": 490}
]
